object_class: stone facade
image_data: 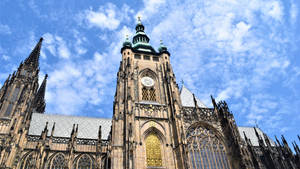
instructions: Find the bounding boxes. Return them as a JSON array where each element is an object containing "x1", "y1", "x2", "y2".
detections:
[{"x1": 0, "y1": 20, "x2": 299, "y2": 169}]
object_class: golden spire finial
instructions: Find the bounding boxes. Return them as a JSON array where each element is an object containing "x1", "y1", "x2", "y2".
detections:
[{"x1": 138, "y1": 16, "x2": 141, "y2": 22}]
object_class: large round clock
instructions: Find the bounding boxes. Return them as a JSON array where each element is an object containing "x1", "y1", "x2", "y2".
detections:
[{"x1": 141, "y1": 77, "x2": 154, "y2": 87}]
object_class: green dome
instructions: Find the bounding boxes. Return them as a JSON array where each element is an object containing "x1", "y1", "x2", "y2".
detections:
[
  {"x1": 158, "y1": 40, "x2": 168, "y2": 53},
  {"x1": 123, "y1": 36, "x2": 132, "y2": 47}
]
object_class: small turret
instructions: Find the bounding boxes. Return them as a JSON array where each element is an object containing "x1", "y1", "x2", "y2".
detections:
[
  {"x1": 158, "y1": 40, "x2": 169, "y2": 54},
  {"x1": 123, "y1": 35, "x2": 132, "y2": 47},
  {"x1": 32, "y1": 74, "x2": 48, "y2": 113}
]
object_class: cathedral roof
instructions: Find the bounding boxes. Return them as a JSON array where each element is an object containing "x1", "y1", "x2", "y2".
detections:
[
  {"x1": 238, "y1": 127, "x2": 276, "y2": 147},
  {"x1": 28, "y1": 113, "x2": 111, "y2": 140},
  {"x1": 180, "y1": 85, "x2": 207, "y2": 108}
]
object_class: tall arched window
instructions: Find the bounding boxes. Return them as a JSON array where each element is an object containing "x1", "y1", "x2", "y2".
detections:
[
  {"x1": 73, "y1": 154, "x2": 95, "y2": 169},
  {"x1": 19, "y1": 152, "x2": 35, "y2": 169},
  {"x1": 48, "y1": 153, "x2": 66, "y2": 169},
  {"x1": 187, "y1": 126, "x2": 231, "y2": 169},
  {"x1": 140, "y1": 71, "x2": 157, "y2": 102},
  {"x1": 145, "y1": 133, "x2": 162, "y2": 167}
]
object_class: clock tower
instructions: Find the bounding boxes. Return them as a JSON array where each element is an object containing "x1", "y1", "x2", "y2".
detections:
[{"x1": 110, "y1": 19, "x2": 187, "y2": 169}]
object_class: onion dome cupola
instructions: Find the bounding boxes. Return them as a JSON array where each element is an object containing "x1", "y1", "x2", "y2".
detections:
[
  {"x1": 122, "y1": 35, "x2": 132, "y2": 47},
  {"x1": 131, "y1": 17, "x2": 157, "y2": 54},
  {"x1": 158, "y1": 40, "x2": 169, "y2": 55},
  {"x1": 133, "y1": 17, "x2": 150, "y2": 44}
]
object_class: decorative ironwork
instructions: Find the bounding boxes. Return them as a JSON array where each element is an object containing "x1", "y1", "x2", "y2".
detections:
[
  {"x1": 52, "y1": 137, "x2": 69, "y2": 144},
  {"x1": 149, "y1": 88, "x2": 156, "y2": 101},
  {"x1": 142, "y1": 87, "x2": 156, "y2": 101},
  {"x1": 183, "y1": 107, "x2": 216, "y2": 124},
  {"x1": 76, "y1": 139, "x2": 97, "y2": 145},
  {"x1": 146, "y1": 133, "x2": 162, "y2": 167},
  {"x1": 27, "y1": 136, "x2": 40, "y2": 142},
  {"x1": 187, "y1": 126, "x2": 231, "y2": 169}
]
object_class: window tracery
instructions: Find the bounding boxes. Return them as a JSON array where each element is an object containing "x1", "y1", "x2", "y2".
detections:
[
  {"x1": 19, "y1": 153, "x2": 35, "y2": 169},
  {"x1": 145, "y1": 133, "x2": 162, "y2": 167},
  {"x1": 187, "y1": 126, "x2": 231, "y2": 169},
  {"x1": 47, "y1": 153, "x2": 66, "y2": 169},
  {"x1": 73, "y1": 154, "x2": 95, "y2": 169}
]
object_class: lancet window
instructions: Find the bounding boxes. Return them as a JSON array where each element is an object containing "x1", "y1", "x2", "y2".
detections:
[
  {"x1": 19, "y1": 152, "x2": 35, "y2": 169},
  {"x1": 47, "y1": 153, "x2": 66, "y2": 169},
  {"x1": 140, "y1": 71, "x2": 157, "y2": 102},
  {"x1": 187, "y1": 126, "x2": 231, "y2": 169},
  {"x1": 145, "y1": 133, "x2": 162, "y2": 167},
  {"x1": 73, "y1": 154, "x2": 95, "y2": 169}
]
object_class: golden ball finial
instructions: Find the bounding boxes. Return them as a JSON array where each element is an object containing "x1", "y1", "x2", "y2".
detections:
[{"x1": 137, "y1": 16, "x2": 141, "y2": 22}]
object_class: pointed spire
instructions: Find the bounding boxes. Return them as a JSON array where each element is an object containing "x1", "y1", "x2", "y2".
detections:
[
  {"x1": 0, "y1": 74, "x2": 11, "y2": 97},
  {"x1": 24, "y1": 37, "x2": 43, "y2": 69},
  {"x1": 51, "y1": 122, "x2": 55, "y2": 137},
  {"x1": 192, "y1": 93, "x2": 198, "y2": 108},
  {"x1": 32, "y1": 74, "x2": 47, "y2": 113},
  {"x1": 3, "y1": 74, "x2": 11, "y2": 87},
  {"x1": 98, "y1": 125, "x2": 102, "y2": 140},
  {"x1": 43, "y1": 122, "x2": 48, "y2": 133},
  {"x1": 211, "y1": 95, "x2": 217, "y2": 108},
  {"x1": 254, "y1": 127, "x2": 265, "y2": 147},
  {"x1": 281, "y1": 135, "x2": 288, "y2": 145},
  {"x1": 275, "y1": 136, "x2": 281, "y2": 146}
]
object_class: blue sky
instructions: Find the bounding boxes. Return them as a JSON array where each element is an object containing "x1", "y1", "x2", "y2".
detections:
[{"x1": 0, "y1": 0, "x2": 299, "y2": 145}]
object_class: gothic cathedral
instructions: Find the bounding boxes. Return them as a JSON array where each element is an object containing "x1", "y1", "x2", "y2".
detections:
[{"x1": 0, "y1": 20, "x2": 299, "y2": 169}]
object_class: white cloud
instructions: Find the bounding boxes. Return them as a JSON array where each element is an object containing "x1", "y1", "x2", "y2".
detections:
[
  {"x1": 44, "y1": 27, "x2": 128, "y2": 115},
  {"x1": 290, "y1": 2, "x2": 298, "y2": 23},
  {"x1": 2, "y1": 55, "x2": 9, "y2": 61},
  {"x1": 262, "y1": 1, "x2": 284, "y2": 22},
  {"x1": 138, "y1": 0, "x2": 298, "y2": 134},
  {"x1": 84, "y1": 3, "x2": 121, "y2": 30},
  {"x1": 0, "y1": 24, "x2": 11, "y2": 34},
  {"x1": 136, "y1": 0, "x2": 166, "y2": 20},
  {"x1": 56, "y1": 36, "x2": 71, "y2": 59},
  {"x1": 80, "y1": 3, "x2": 134, "y2": 31},
  {"x1": 42, "y1": 33, "x2": 71, "y2": 59}
]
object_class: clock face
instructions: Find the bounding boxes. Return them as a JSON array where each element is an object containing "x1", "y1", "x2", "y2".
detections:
[{"x1": 141, "y1": 77, "x2": 154, "y2": 87}]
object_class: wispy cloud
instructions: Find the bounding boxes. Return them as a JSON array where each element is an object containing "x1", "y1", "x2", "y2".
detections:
[
  {"x1": 44, "y1": 25, "x2": 133, "y2": 116},
  {"x1": 42, "y1": 33, "x2": 71, "y2": 59},
  {"x1": 136, "y1": 0, "x2": 166, "y2": 20},
  {"x1": 2, "y1": 55, "x2": 10, "y2": 61},
  {"x1": 0, "y1": 24, "x2": 11, "y2": 35},
  {"x1": 135, "y1": 0, "x2": 298, "y2": 134}
]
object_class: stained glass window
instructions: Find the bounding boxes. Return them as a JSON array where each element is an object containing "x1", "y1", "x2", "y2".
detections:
[
  {"x1": 49, "y1": 153, "x2": 65, "y2": 169},
  {"x1": 4, "y1": 103, "x2": 13, "y2": 116},
  {"x1": 20, "y1": 153, "x2": 35, "y2": 169},
  {"x1": 73, "y1": 154, "x2": 95, "y2": 169},
  {"x1": 146, "y1": 133, "x2": 162, "y2": 167},
  {"x1": 187, "y1": 126, "x2": 231, "y2": 169}
]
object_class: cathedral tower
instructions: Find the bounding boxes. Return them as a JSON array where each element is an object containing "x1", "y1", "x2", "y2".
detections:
[
  {"x1": 110, "y1": 19, "x2": 186, "y2": 169},
  {"x1": 0, "y1": 38, "x2": 47, "y2": 168}
]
